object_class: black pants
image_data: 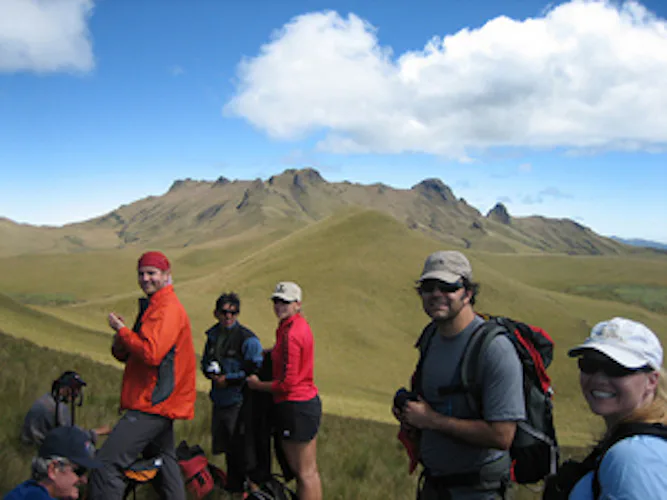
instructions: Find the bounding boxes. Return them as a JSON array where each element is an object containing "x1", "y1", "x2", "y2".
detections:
[
  {"x1": 417, "y1": 473, "x2": 506, "y2": 500},
  {"x1": 88, "y1": 410, "x2": 185, "y2": 500},
  {"x1": 212, "y1": 403, "x2": 250, "y2": 493}
]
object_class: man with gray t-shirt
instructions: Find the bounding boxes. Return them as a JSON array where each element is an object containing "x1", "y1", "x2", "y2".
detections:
[{"x1": 393, "y1": 251, "x2": 525, "y2": 500}]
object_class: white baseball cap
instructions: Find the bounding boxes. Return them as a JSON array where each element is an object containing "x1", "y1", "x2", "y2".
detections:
[
  {"x1": 271, "y1": 281, "x2": 302, "y2": 303},
  {"x1": 568, "y1": 317, "x2": 663, "y2": 370}
]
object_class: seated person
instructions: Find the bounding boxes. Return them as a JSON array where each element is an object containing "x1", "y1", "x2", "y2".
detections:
[
  {"x1": 4, "y1": 426, "x2": 102, "y2": 500},
  {"x1": 21, "y1": 371, "x2": 111, "y2": 447}
]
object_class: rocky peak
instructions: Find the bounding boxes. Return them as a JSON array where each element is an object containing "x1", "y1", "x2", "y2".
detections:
[
  {"x1": 412, "y1": 178, "x2": 456, "y2": 203},
  {"x1": 168, "y1": 178, "x2": 203, "y2": 193},
  {"x1": 268, "y1": 168, "x2": 325, "y2": 190},
  {"x1": 486, "y1": 203, "x2": 511, "y2": 225}
]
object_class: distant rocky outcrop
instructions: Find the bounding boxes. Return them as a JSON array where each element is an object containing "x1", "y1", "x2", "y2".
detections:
[
  {"x1": 412, "y1": 179, "x2": 456, "y2": 204},
  {"x1": 486, "y1": 203, "x2": 511, "y2": 225}
]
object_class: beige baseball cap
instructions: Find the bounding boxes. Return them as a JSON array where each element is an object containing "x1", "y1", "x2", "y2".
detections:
[
  {"x1": 418, "y1": 251, "x2": 473, "y2": 283},
  {"x1": 271, "y1": 281, "x2": 302, "y2": 302}
]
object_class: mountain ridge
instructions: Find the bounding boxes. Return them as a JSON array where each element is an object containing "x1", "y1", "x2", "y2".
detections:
[{"x1": 0, "y1": 168, "x2": 641, "y2": 257}]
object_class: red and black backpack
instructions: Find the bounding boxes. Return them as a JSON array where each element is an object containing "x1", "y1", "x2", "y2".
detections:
[{"x1": 176, "y1": 441, "x2": 227, "y2": 499}]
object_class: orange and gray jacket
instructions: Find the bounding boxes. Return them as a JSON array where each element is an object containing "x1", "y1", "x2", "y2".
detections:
[{"x1": 114, "y1": 284, "x2": 196, "y2": 420}]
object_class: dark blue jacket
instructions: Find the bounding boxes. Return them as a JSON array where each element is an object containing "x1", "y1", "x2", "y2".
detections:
[
  {"x1": 201, "y1": 322, "x2": 263, "y2": 408},
  {"x1": 4, "y1": 480, "x2": 54, "y2": 499}
]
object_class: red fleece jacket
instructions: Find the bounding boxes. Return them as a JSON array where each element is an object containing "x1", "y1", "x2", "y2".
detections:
[{"x1": 271, "y1": 313, "x2": 318, "y2": 403}]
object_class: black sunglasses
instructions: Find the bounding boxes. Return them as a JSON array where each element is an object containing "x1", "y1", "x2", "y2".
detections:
[
  {"x1": 219, "y1": 309, "x2": 238, "y2": 316},
  {"x1": 577, "y1": 355, "x2": 652, "y2": 378},
  {"x1": 272, "y1": 297, "x2": 292, "y2": 305},
  {"x1": 418, "y1": 280, "x2": 464, "y2": 294},
  {"x1": 74, "y1": 466, "x2": 88, "y2": 477},
  {"x1": 56, "y1": 460, "x2": 87, "y2": 477}
]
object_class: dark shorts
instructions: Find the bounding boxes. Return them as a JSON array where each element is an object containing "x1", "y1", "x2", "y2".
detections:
[{"x1": 275, "y1": 395, "x2": 321, "y2": 442}]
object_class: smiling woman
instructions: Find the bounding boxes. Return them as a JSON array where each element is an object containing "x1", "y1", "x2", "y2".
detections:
[{"x1": 544, "y1": 317, "x2": 667, "y2": 499}]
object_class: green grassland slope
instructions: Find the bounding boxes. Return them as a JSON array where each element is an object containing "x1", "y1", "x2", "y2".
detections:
[{"x1": 0, "y1": 209, "x2": 665, "y2": 446}]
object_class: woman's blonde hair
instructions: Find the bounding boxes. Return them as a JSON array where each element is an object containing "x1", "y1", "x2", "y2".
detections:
[{"x1": 620, "y1": 367, "x2": 667, "y2": 426}]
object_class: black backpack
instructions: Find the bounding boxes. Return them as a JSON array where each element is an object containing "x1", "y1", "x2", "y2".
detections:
[
  {"x1": 414, "y1": 315, "x2": 559, "y2": 484},
  {"x1": 543, "y1": 422, "x2": 667, "y2": 499},
  {"x1": 246, "y1": 475, "x2": 298, "y2": 500}
]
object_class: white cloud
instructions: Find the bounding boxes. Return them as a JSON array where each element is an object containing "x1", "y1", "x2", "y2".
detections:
[
  {"x1": 225, "y1": 1, "x2": 667, "y2": 159},
  {"x1": 521, "y1": 186, "x2": 573, "y2": 204},
  {"x1": 0, "y1": 0, "x2": 94, "y2": 73},
  {"x1": 169, "y1": 65, "x2": 184, "y2": 76}
]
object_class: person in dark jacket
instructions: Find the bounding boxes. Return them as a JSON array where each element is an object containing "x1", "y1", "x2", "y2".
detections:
[
  {"x1": 4, "y1": 426, "x2": 102, "y2": 500},
  {"x1": 201, "y1": 292, "x2": 264, "y2": 499}
]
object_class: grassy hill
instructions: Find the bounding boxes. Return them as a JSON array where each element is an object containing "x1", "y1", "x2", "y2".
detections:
[{"x1": 1, "y1": 208, "x2": 666, "y2": 446}]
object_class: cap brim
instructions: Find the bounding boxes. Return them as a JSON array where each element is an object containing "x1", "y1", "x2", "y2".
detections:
[
  {"x1": 568, "y1": 344, "x2": 649, "y2": 369},
  {"x1": 271, "y1": 293, "x2": 296, "y2": 302},
  {"x1": 418, "y1": 271, "x2": 460, "y2": 283},
  {"x1": 70, "y1": 455, "x2": 103, "y2": 469}
]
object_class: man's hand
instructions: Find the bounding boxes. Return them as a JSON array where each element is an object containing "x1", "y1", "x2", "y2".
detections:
[
  {"x1": 108, "y1": 312, "x2": 126, "y2": 332},
  {"x1": 212, "y1": 374, "x2": 227, "y2": 388},
  {"x1": 93, "y1": 425, "x2": 113, "y2": 436},
  {"x1": 402, "y1": 398, "x2": 438, "y2": 430},
  {"x1": 246, "y1": 374, "x2": 260, "y2": 390}
]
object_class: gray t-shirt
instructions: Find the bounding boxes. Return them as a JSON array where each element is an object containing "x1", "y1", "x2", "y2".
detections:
[
  {"x1": 21, "y1": 393, "x2": 96, "y2": 447},
  {"x1": 419, "y1": 316, "x2": 525, "y2": 490}
]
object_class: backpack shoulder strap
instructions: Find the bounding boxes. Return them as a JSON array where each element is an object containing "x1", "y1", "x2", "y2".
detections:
[
  {"x1": 412, "y1": 322, "x2": 438, "y2": 396},
  {"x1": 592, "y1": 423, "x2": 667, "y2": 498},
  {"x1": 459, "y1": 319, "x2": 508, "y2": 415}
]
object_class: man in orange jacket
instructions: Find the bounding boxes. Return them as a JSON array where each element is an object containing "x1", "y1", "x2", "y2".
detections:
[{"x1": 88, "y1": 251, "x2": 196, "y2": 499}]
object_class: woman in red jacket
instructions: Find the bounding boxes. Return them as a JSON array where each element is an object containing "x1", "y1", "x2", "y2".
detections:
[{"x1": 247, "y1": 281, "x2": 322, "y2": 500}]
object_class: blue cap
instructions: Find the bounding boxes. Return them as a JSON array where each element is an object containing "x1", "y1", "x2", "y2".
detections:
[{"x1": 38, "y1": 427, "x2": 103, "y2": 469}]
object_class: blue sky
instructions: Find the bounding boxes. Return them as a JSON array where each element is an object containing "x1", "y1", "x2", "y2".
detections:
[{"x1": 1, "y1": 0, "x2": 666, "y2": 242}]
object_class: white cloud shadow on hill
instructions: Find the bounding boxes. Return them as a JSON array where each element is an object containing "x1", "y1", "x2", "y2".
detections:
[{"x1": 225, "y1": 1, "x2": 667, "y2": 160}]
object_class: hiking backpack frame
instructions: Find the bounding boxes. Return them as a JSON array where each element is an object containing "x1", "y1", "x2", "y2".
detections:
[{"x1": 51, "y1": 371, "x2": 86, "y2": 427}]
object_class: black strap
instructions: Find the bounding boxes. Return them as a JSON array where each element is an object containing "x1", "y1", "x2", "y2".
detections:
[
  {"x1": 591, "y1": 422, "x2": 667, "y2": 498},
  {"x1": 458, "y1": 322, "x2": 505, "y2": 415},
  {"x1": 412, "y1": 322, "x2": 438, "y2": 395},
  {"x1": 428, "y1": 321, "x2": 504, "y2": 414}
]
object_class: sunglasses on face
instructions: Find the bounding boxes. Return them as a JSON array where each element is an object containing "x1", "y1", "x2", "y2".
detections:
[
  {"x1": 219, "y1": 309, "x2": 238, "y2": 316},
  {"x1": 272, "y1": 298, "x2": 292, "y2": 305},
  {"x1": 418, "y1": 280, "x2": 464, "y2": 295},
  {"x1": 73, "y1": 466, "x2": 88, "y2": 477},
  {"x1": 577, "y1": 355, "x2": 652, "y2": 378},
  {"x1": 56, "y1": 460, "x2": 87, "y2": 477}
]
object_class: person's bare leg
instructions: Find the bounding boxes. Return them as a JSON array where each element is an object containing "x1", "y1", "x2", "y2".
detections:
[{"x1": 282, "y1": 438, "x2": 322, "y2": 500}]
